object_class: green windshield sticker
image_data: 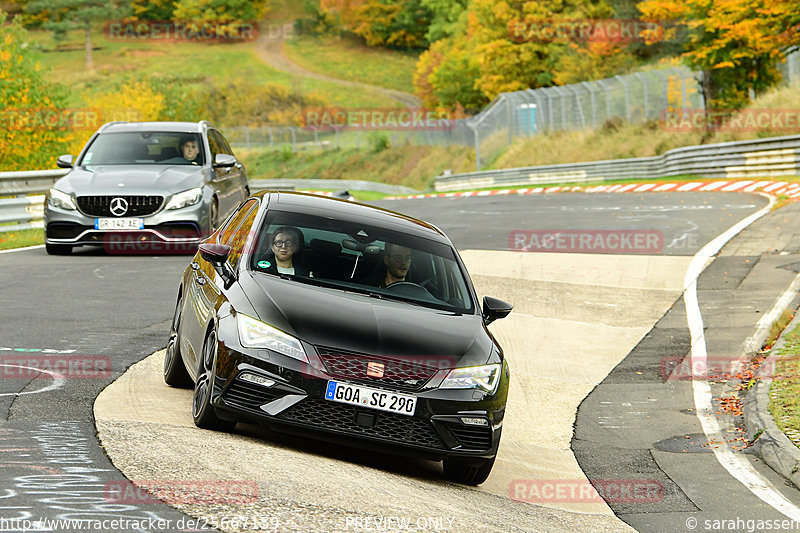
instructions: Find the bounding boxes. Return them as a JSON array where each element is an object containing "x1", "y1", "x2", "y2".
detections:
[{"x1": 257, "y1": 260, "x2": 271, "y2": 268}]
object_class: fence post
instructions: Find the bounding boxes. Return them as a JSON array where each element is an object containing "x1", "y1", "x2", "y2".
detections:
[
  {"x1": 468, "y1": 120, "x2": 481, "y2": 171},
  {"x1": 290, "y1": 127, "x2": 297, "y2": 153},
  {"x1": 634, "y1": 73, "x2": 649, "y2": 121},
  {"x1": 615, "y1": 75, "x2": 631, "y2": 124}
]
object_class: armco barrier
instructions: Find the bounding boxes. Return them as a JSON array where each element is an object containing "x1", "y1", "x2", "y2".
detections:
[
  {"x1": 0, "y1": 174, "x2": 417, "y2": 233},
  {"x1": 435, "y1": 134, "x2": 800, "y2": 191}
]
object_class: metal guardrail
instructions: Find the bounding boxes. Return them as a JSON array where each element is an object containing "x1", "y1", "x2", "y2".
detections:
[
  {"x1": 0, "y1": 173, "x2": 417, "y2": 233},
  {"x1": 435, "y1": 134, "x2": 800, "y2": 191}
]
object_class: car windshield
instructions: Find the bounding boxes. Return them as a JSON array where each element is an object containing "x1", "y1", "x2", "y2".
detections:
[
  {"x1": 248, "y1": 210, "x2": 475, "y2": 314},
  {"x1": 78, "y1": 132, "x2": 205, "y2": 166}
]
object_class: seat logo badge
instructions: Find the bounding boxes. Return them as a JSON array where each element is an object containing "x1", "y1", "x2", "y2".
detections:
[
  {"x1": 109, "y1": 197, "x2": 128, "y2": 217},
  {"x1": 366, "y1": 362, "x2": 384, "y2": 378}
]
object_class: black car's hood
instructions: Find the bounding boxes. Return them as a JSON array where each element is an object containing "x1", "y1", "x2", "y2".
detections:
[
  {"x1": 55, "y1": 165, "x2": 204, "y2": 196},
  {"x1": 241, "y1": 272, "x2": 493, "y2": 367}
]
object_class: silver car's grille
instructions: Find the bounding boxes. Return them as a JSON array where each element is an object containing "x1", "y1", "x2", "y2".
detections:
[{"x1": 77, "y1": 196, "x2": 163, "y2": 217}]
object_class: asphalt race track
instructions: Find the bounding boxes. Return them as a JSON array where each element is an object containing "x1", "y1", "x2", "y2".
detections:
[{"x1": 3, "y1": 191, "x2": 800, "y2": 532}]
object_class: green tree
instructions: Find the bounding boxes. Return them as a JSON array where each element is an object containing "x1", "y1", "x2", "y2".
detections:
[
  {"x1": 0, "y1": 12, "x2": 73, "y2": 171},
  {"x1": 25, "y1": 0, "x2": 130, "y2": 69},
  {"x1": 638, "y1": 0, "x2": 800, "y2": 109}
]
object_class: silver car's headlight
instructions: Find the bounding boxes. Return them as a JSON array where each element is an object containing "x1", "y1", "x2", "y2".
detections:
[
  {"x1": 236, "y1": 313, "x2": 308, "y2": 363},
  {"x1": 440, "y1": 364, "x2": 501, "y2": 393},
  {"x1": 164, "y1": 187, "x2": 203, "y2": 210},
  {"x1": 48, "y1": 188, "x2": 76, "y2": 211}
]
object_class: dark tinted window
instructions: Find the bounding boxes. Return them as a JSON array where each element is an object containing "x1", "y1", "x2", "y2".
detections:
[
  {"x1": 249, "y1": 210, "x2": 474, "y2": 313},
  {"x1": 79, "y1": 132, "x2": 204, "y2": 166}
]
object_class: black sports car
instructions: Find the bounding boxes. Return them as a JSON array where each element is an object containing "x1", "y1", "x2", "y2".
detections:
[{"x1": 164, "y1": 191, "x2": 512, "y2": 485}]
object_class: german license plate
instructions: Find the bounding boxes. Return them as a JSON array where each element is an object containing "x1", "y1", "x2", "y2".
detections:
[
  {"x1": 325, "y1": 381, "x2": 416, "y2": 416},
  {"x1": 95, "y1": 218, "x2": 144, "y2": 230}
]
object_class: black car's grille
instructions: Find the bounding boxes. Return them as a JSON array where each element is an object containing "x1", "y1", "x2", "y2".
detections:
[
  {"x1": 222, "y1": 380, "x2": 284, "y2": 414},
  {"x1": 279, "y1": 397, "x2": 445, "y2": 449},
  {"x1": 448, "y1": 425, "x2": 492, "y2": 451},
  {"x1": 315, "y1": 346, "x2": 440, "y2": 393},
  {"x1": 77, "y1": 195, "x2": 163, "y2": 217}
]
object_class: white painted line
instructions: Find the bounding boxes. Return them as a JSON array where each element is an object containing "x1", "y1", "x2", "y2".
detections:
[
  {"x1": 634, "y1": 183, "x2": 657, "y2": 192},
  {"x1": 616, "y1": 184, "x2": 639, "y2": 192},
  {"x1": 678, "y1": 182, "x2": 704, "y2": 191},
  {"x1": 684, "y1": 193, "x2": 800, "y2": 521},
  {"x1": 605, "y1": 184, "x2": 623, "y2": 192},
  {"x1": 722, "y1": 181, "x2": 754, "y2": 192},
  {"x1": 0, "y1": 364, "x2": 66, "y2": 397},
  {"x1": 699, "y1": 181, "x2": 729, "y2": 191},
  {"x1": 0, "y1": 245, "x2": 45, "y2": 254}
]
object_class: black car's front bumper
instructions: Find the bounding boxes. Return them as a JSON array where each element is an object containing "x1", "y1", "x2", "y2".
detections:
[{"x1": 209, "y1": 329, "x2": 508, "y2": 462}]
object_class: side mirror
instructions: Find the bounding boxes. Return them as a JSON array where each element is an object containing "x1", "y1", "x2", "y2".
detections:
[
  {"x1": 56, "y1": 155, "x2": 74, "y2": 168},
  {"x1": 213, "y1": 154, "x2": 237, "y2": 168},
  {"x1": 199, "y1": 243, "x2": 236, "y2": 288},
  {"x1": 482, "y1": 296, "x2": 513, "y2": 325}
]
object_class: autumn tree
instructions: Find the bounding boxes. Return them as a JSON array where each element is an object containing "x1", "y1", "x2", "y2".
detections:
[
  {"x1": 0, "y1": 12, "x2": 73, "y2": 171},
  {"x1": 638, "y1": 0, "x2": 800, "y2": 109},
  {"x1": 320, "y1": 0, "x2": 431, "y2": 49}
]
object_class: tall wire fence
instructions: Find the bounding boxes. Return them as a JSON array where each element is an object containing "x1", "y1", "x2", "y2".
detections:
[{"x1": 228, "y1": 52, "x2": 800, "y2": 171}]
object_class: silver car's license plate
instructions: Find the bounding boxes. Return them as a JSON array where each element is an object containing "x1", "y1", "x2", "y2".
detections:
[
  {"x1": 95, "y1": 218, "x2": 144, "y2": 230},
  {"x1": 325, "y1": 381, "x2": 416, "y2": 416}
]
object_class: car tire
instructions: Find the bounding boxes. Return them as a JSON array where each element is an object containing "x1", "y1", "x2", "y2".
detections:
[
  {"x1": 164, "y1": 295, "x2": 191, "y2": 388},
  {"x1": 442, "y1": 455, "x2": 496, "y2": 486},
  {"x1": 45, "y1": 243, "x2": 72, "y2": 255},
  {"x1": 192, "y1": 329, "x2": 235, "y2": 431}
]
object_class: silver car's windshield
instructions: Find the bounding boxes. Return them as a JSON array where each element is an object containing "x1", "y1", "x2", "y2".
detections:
[
  {"x1": 78, "y1": 132, "x2": 205, "y2": 166},
  {"x1": 249, "y1": 210, "x2": 475, "y2": 314}
]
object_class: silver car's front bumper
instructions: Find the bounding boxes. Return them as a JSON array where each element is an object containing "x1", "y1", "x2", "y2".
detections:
[{"x1": 44, "y1": 199, "x2": 211, "y2": 252}]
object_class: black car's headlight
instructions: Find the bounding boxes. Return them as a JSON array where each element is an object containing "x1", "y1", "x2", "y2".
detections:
[
  {"x1": 440, "y1": 364, "x2": 501, "y2": 394},
  {"x1": 48, "y1": 188, "x2": 77, "y2": 211},
  {"x1": 236, "y1": 313, "x2": 309, "y2": 363},
  {"x1": 164, "y1": 187, "x2": 203, "y2": 210}
]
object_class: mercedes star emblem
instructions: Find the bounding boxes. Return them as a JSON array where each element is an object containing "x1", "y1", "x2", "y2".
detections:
[{"x1": 109, "y1": 197, "x2": 129, "y2": 217}]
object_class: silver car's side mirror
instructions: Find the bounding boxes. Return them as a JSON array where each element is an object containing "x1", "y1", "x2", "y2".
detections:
[
  {"x1": 56, "y1": 155, "x2": 74, "y2": 168},
  {"x1": 213, "y1": 154, "x2": 237, "y2": 168}
]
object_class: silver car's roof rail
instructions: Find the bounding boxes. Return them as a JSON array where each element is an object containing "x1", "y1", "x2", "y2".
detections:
[
  {"x1": 198, "y1": 120, "x2": 216, "y2": 132},
  {"x1": 97, "y1": 121, "x2": 129, "y2": 133}
]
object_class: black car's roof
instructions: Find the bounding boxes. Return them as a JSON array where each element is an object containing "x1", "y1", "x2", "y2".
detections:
[
  {"x1": 258, "y1": 191, "x2": 448, "y2": 242},
  {"x1": 97, "y1": 121, "x2": 212, "y2": 134}
]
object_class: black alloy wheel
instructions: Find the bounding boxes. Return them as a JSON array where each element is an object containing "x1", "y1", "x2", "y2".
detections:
[
  {"x1": 164, "y1": 295, "x2": 191, "y2": 387},
  {"x1": 192, "y1": 329, "x2": 235, "y2": 431}
]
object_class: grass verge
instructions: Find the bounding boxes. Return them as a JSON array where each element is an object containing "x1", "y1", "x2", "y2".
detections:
[
  {"x1": 0, "y1": 229, "x2": 44, "y2": 251},
  {"x1": 768, "y1": 320, "x2": 800, "y2": 447},
  {"x1": 283, "y1": 34, "x2": 418, "y2": 94}
]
